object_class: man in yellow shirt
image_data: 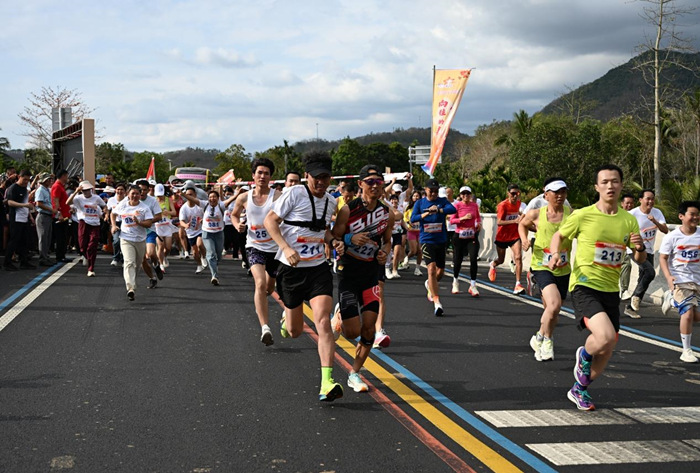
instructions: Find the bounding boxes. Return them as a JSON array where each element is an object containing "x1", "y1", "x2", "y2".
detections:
[{"x1": 549, "y1": 164, "x2": 645, "y2": 410}]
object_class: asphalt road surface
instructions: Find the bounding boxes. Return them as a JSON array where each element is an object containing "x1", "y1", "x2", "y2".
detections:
[{"x1": 1, "y1": 252, "x2": 699, "y2": 473}]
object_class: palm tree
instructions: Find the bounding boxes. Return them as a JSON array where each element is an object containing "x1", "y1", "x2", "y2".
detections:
[
  {"x1": 494, "y1": 110, "x2": 534, "y2": 147},
  {"x1": 0, "y1": 128, "x2": 10, "y2": 152},
  {"x1": 685, "y1": 88, "x2": 700, "y2": 177}
]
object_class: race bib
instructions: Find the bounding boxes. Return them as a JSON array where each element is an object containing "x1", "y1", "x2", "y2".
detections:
[
  {"x1": 84, "y1": 205, "x2": 100, "y2": 216},
  {"x1": 348, "y1": 239, "x2": 379, "y2": 262},
  {"x1": 189, "y1": 216, "x2": 201, "y2": 231},
  {"x1": 677, "y1": 245, "x2": 700, "y2": 264},
  {"x1": 250, "y1": 225, "x2": 271, "y2": 243},
  {"x1": 504, "y1": 213, "x2": 519, "y2": 222},
  {"x1": 458, "y1": 228, "x2": 475, "y2": 239},
  {"x1": 204, "y1": 215, "x2": 223, "y2": 232},
  {"x1": 424, "y1": 222, "x2": 442, "y2": 233},
  {"x1": 641, "y1": 225, "x2": 657, "y2": 243},
  {"x1": 542, "y1": 248, "x2": 568, "y2": 267},
  {"x1": 295, "y1": 236, "x2": 325, "y2": 262},
  {"x1": 594, "y1": 242, "x2": 625, "y2": 268},
  {"x1": 122, "y1": 212, "x2": 142, "y2": 228}
]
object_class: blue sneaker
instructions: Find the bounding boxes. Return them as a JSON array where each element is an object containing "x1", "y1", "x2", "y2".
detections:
[
  {"x1": 319, "y1": 380, "x2": 344, "y2": 402},
  {"x1": 573, "y1": 346, "x2": 591, "y2": 386},
  {"x1": 567, "y1": 384, "x2": 595, "y2": 411},
  {"x1": 347, "y1": 372, "x2": 369, "y2": 392}
]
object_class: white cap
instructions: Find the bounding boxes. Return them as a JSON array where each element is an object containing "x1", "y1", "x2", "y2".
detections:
[
  {"x1": 438, "y1": 187, "x2": 447, "y2": 198},
  {"x1": 392, "y1": 183, "x2": 402, "y2": 192},
  {"x1": 183, "y1": 180, "x2": 197, "y2": 190},
  {"x1": 79, "y1": 180, "x2": 94, "y2": 190},
  {"x1": 154, "y1": 183, "x2": 165, "y2": 196},
  {"x1": 103, "y1": 186, "x2": 116, "y2": 194},
  {"x1": 544, "y1": 180, "x2": 567, "y2": 192},
  {"x1": 459, "y1": 186, "x2": 472, "y2": 194}
]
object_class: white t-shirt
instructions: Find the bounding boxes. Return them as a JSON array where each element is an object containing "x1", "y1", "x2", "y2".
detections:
[
  {"x1": 179, "y1": 203, "x2": 204, "y2": 238},
  {"x1": 114, "y1": 201, "x2": 153, "y2": 242},
  {"x1": 107, "y1": 195, "x2": 125, "y2": 222},
  {"x1": 73, "y1": 194, "x2": 106, "y2": 227},
  {"x1": 224, "y1": 201, "x2": 235, "y2": 226},
  {"x1": 630, "y1": 207, "x2": 666, "y2": 254},
  {"x1": 524, "y1": 193, "x2": 571, "y2": 212},
  {"x1": 202, "y1": 202, "x2": 226, "y2": 234},
  {"x1": 141, "y1": 195, "x2": 162, "y2": 235},
  {"x1": 272, "y1": 185, "x2": 336, "y2": 268},
  {"x1": 659, "y1": 227, "x2": 700, "y2": 285}
]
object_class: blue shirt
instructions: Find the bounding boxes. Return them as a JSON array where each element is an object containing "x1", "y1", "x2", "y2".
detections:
[
  {"x1": 410, "y1": 197, "x2": 456, "y2": 244},
  {"x1": 35, "y1": 185, "x2": 53, "y2": 215}
]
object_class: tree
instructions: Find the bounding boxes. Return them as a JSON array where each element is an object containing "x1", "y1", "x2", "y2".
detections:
[
  {"x1": 494, "y1": 110, "x2": 534, "y2": 148},
  {"x1": 22, "y1": 148, "x2": 52, "y2": 173},
  {"x1": 685, "y1": 88, "x2": 700, "y2": 176},
  {"x1": 330, "y1": 138, "x2": 367, "y2": 175},
  {"x1": 0, "y1": 128, "x2": 9, "y2": 152},
  {"x1": 633, "y1": 0, "x2": 697, "y2": 196},
  {"x1": 17, "y1": 86, "x2": 97, "y2": 150},
  {"x1": 130, "y1": 151, "x2": 168, "y2": 183},
  {"x1": 213, "y1": 144, "x2": 252, "y2": 179},
  {"x1": 253, "y1": 141, "x2": 303, "y2": 180}
]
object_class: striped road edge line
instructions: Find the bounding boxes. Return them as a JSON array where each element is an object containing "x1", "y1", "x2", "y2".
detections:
[{"x1": 0, "y1": 261, "x2": 77, "y2": 333}]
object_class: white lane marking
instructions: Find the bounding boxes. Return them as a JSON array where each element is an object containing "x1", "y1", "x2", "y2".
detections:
[
  {"x1": 616, "y1": 406, "x2": 700, "y2": 424},
  {"x1": 462, "y1": 275, "x2": 695, "y2": 355},
  {"x1": 0, "y1": 262, "x2": 76, "y2": 333},
  {"x1": 526, "y1": 440, "x2": 700, "y2": 466},
  {"x1": 475, "y1": 409, "x2": 634, "y2": 428}
]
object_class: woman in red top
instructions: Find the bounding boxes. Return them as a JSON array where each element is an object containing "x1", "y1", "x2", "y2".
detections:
[{"x1": 449, "y1": 186, "x2": 482, "y2": 296}]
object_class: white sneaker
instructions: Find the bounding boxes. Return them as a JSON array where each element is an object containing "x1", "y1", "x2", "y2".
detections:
[
  {"x1": 620, "y1": 290, "x2": 632, "y2": 301},
  {"x1": 391, "y1": 270, "x2": 400, "y2": 279},
  {"x1": 509, "y1": 260, "x2": 516, "y2": 274},
  {"x1": 195, "y1": 265, "x2": 204, "y2": 274},
  {"x1": 540, "y1": 338, "x2": 554, "y2": 361},
  {"x1": 385, "y1": 268, "x2": 394, "y2": 280},
  {"x1": 661, "y1": 290, "x2": 674, "y2": 316},
  {"x1": 451, "y1": 280, "x2": 460, "y2": 294},
  {"x1": 414, "y1": 266, "x2": 423, "y2": 276},
  {"x1": 402, "y1": 255, "x2": 409, "y2": 266},
  {"x1": 110, "y1": 260, "x2": 118, "y2": 267},
  {"x1": 630, "y1": 295, "x2": 641, "y2": 311},
  {"x1": 81, "y1": 256, "x2": 87, "y2": 266},
  {"x1": 179, "y1": 251, "x2": 185, "y2": 259},
  {"x1": 163, "y1": 257, "x2": 169, "y2": 268},
  {"x1": 347, "y1": 372, "x2": 369, "y2": 392},
  {"x1": 87, "y1": 271, "x2": 96, "y2": 277},
  {"x1": 184, "y1": 251, "x2": 190, "y2": 259},
  {"x1": 260, "y1": 325, "x2": 273, "y2": 346},
  {"x1": 201, "y1": 257, "x2": 208, "y2": 268},
  {"x1": 680, "y1": 349, "x2": 699, "y2": 363},
  {"x1": 529, "y1": 335, "x2": 542, "y2": 361},
  {"x1": 434, "y1": 301, "x2": 444, "y2": 317}
]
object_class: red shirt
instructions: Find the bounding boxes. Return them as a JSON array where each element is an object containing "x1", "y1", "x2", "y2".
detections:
[
  {"x1": 51, "y1": 180, "x2": 70, "y2": 219},
  {"x1": 496, "y1": 199, "x2": 521, "y2": 242}
]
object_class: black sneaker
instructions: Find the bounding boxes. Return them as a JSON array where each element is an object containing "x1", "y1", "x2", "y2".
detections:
[
  {"x1": 127, "y1": 290, "x2": 135, "y2": 301},
  {"x1": 153, "y1": 261, "x2": 164, "y2": 280},
  {"x1": 211, "y1": 277, "x2": 219, "y2": 286},
  {"x1": 148, "y1": 278, "x2": 157, "y2": 289}
]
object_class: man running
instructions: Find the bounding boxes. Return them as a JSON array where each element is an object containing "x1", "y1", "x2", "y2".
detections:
[
  {"x1": 489, "y1": 184, "x2": 524, "y2": 294},
  {"x1": 137, "y1": 180, "x2": 164, "y2": 288},
  {"x1": 178, "y1": 187, "x2": 207, "y2": 274},
  {"x1": 624, "y1": 189, "x2": 668, "y2": 318},
  {"x1": 231, "y1": 158, "x2": 282, "y2": 346},
  {"x1": 264, "y1": 151, "x2": 345, "y2": 402},
  {"x1": 66, "y1": 180, "x2": 107, "y2": 277},
  {"x1": 618, "y1": 193, "x2": 636, "y2": 300},
  {"x1": 548, "y1": 164, "x2": 645, "y2": 411},
  {"x1": 331, "y1": 164, "x2": 394, "y2": 392},
  {"x1": 410, "y1": 178, "x2": 456, "y2": 317},
  {"x1": 519, "y1": 179, "x2": 571, "y2": 361}
]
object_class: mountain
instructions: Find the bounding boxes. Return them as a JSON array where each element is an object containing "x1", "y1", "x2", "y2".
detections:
[{"x1": 540, "y1": 51, "x2": 700, "y2": 121}]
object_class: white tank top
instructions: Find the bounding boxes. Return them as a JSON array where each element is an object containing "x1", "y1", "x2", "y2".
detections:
[{"x1": 245, "y1": 190, "x2": 278, "y2": 252}]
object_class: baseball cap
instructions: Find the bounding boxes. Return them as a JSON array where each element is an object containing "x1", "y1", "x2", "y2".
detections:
[
  {"x1": 154, "y1": 183, "x2": 165, "y2": 196},
  {"x1": 425, "y1": 178, "x2": 440, "y2": 189},
  {"x1": 392, "y1": 183, "x2": 402, "y2": 192},
  {"x1": 306, "y1": 160, "x2": 332, "y2": 178},
  {"x1": 359, "y1": 164, "x2": 381, "y2": 180},
  {"x1": 544, "y1": 180, "x2": 567, "y2": 192},
  {"x1": 459, "y1": 186, "x2": 472, "y2": 194},
  {"x1": 38, "y1": 172, "x2": 53, "y2": 183}
]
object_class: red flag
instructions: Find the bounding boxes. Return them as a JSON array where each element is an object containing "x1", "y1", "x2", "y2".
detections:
[
  {"x1": 146, "y1": 157, "x2": 156, "y2": 182},
  {"x1": 217, "y1": 169, "x2": 236, "y2": 184}
]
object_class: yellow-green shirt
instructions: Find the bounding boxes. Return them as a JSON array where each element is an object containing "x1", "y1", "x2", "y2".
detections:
[
  {"x1": 532, "y1": 205, "x2": 572, "y2": 277},
  {"x1": 558, "y1": 204, "x2": 640, "y2": 293}
]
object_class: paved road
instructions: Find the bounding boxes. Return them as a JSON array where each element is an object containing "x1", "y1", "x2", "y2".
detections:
[{"x1": 1, "y1": 252, "x2": 699, "y2": 472}]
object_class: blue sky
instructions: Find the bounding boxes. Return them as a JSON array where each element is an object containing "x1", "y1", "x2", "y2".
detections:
[{"x1": 1, "y1": 0, "x2": 698, "y2": 153}]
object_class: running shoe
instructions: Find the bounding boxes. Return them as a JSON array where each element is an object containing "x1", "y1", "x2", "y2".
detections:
[
  {"x1": 127, "y1": 290, "x2": 135, "y2": 301},
  {"x1": 81, "y1": 255, "x2": 87, "y2": 266},
  {"x1": 573, "y1": 346, "x2": 591, "y2": 386},
  {"x1": 513, "y1": 282, "x2": 525, "y2": 295},
  {"x1": 488, "y1": 262, "x2": 496, "y2": 282},
  {"x1": 201, "y1": 257, "x2": 208, "y2": 269},
  {"x1": 153, "y1": 262, "x2": 164, "y2": 280},
  {"x1": 211, "y1": 277, "x2": 219, "y2": 286},
  {"x1": 347, "y1": 372, "x2": 369, "y2": 393},
  {"x1": 163, "y1": 257, "x2": 170, "y2": 268},
  {"x1": 434, "y1": 301, "x2": 444, "y2": 317},
  {"x1": 330, "y1": 303, "x2": 342, "y2": 341},
  {"x1": 424, "y1": 280, "x2": 433, "y2": 302},
  {"x1": 509, "y1": 260, "x2": 516, "y2": 274},
  {"x1": 398, "y1": 262, "x2": 409, "y2": 271},
  {"x1": 567, "y1": 384, "x2": 595, "y2": 411},
  {"x1": 110, "y1": 260, "x2": 119, "y2": 267},
  {"x1": 661, "y1": 290, "x2": 674, "y2": 316},
  {"x1": 87, "y1": 271, "x2": 96, "y2": 277},
  {"x1": 624, "y1": 305, "x2": 641, "y2": 319},
  {"x1": 468, "y1": 284, "x2": 479, "y2": 297},
  {"x1": 385, "y1": 268, "x2": 394, "y2": 280},
  {"x1": 373, "y1": 329, "x2": 391, "y2": 349},
  {"x1": 530, "y1": 334, "x2": 542, "y2": 361},
  {"x1": 260, "y1": 325, "x2": 274, "y2": 346},
  {"x1": 540, "y1": 339, "x2": 554, "y2": 361},
  {"x1": 414, "y1": 266, "x2": 423, "y2": 276},
  {"x1": 319, "y1": 380, "x2": 344, "y2": 402},
  {"x1": 391, "y1": 270, "x2": 401, "y2": 279},
  {"x1": 195, "y1": 265, "x2": 204, "y2": 274},
  {"x1": 148, "y1": 278, "x2": 158, "y2": 289},
  {"x1": 279, "y1": 315, "x2": 290, "y2": 338},
  {"x1": 451, "y1": 280, "x2": 460, "y2": 294},
  {"x1": 620, "y1": 290, "x2": 632, "y2": 301},
  {"x1": 159, "y1": 264, "x2": 166, "y2": 274},
  {"x1": 630, "y1": 296, "x2": 641, "y2": 311},
  {"x1": 680, "y1": 349, "x2": 699, "y2": 363}
]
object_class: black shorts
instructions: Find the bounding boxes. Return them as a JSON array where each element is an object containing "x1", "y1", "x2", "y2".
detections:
[
  {"x1": 377, "y1": 264, "x2": 385, "y2": 283},
  {"x1": 187, "y1": 235, "x2": 201, "y2": 247},
  {"x1": 391, "y1": 233, "x2": 402, "y2": 247},
  {"x1": 337, "y1": 263, "x2": 381, "y2": 320},
  {"x1": 531, "y1": 270, "x2": 569, "y2": 301},
  {"x1": 421, "y1": 243, "x2": 446, "y2": 269},
  {"x1": 571, "y1": 286, "x2": 621, "y2": 333},
  {"x1": 495, "y1": 239, "x2": 519, "y2": 249},
  {"x1": 246, "y1": 247, "x2": 279, "y2": 278},
  {"x1": 276, "y1": 263, "x2": 334, "y2": 309}
]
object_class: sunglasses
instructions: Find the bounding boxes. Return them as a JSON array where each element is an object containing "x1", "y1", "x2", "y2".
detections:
[
  {"x1": 363, "y1": 178, "x2": 384, "y2": 186},
  {"x1": 509, "y1": 191, "x2": 520, "y2": 196},
  {"x1": 461, "y1": 191, "x2": 471, "y2": 195}
]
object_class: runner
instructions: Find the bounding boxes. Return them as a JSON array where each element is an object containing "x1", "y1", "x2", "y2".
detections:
[
  {"x1": 66, "y1": 180, "x2": 107, "y2": 277},
  {"x1": 154, "y1": 183, "x2": 177, "y2": 273},
  {"x1": 404, "y1": 190, "x2": 424, "y2": 276},
  {"x1": 410, "y1": 178, "x2": 457, "y2": 317},
  {"x1": 284, "y1": 170, "x2": 301, "y2": 188},
  {"x1": 624, "y1": 189, "x2": 668, "y2": 318},
  {"x1": 106, "y1": 183, "x2": 126, "y2": 267},
  {"x1": 264, "y1": 151, "x2": 345, "y2": 402},
  {"x1": 449, "y1": 185, "x2": 481, "y2": 296},
  {"x1": 489, "y1": 184, "x2": 525, "y2": 294},
  {"x1": 618, "y1": 193, "x2": 636, "y2": 300},
  {"x1": 110, "y1": 185, "x2": 154, "y2": 301},
  {"x1": 519, "y1": 179, "x2": 571, "y2": 361},
  {"x1": 230, "y1": 158, "x2": 282, "y2": 345},
  {"x1": 548, "y1": 164, "x2": 645, "y2": 411},
  {"x1": 137, "y1": 180, "x2": 163, "y2": 288},
  {"x1": 658, "y1": 200, "x2": 700, "y2": 363},
  {"x1": 331, "y1": 164, "x2": 394, "y2": 392},
  {"x1": 386, "y1": 193, "x2": 407, "y2": 279},
  {"x1": 178, "y1": 187, "x2": 207, "y2": 274}
]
